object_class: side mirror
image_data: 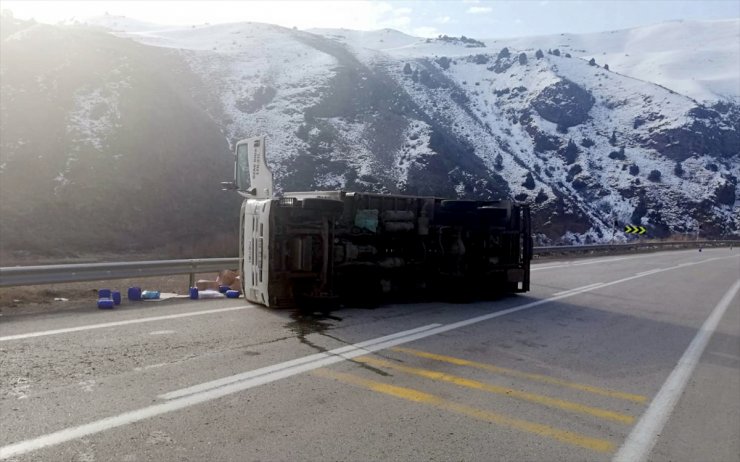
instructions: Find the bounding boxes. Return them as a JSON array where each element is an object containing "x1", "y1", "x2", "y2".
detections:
[{"x1": 220, "y1": 181, "x2": 238, "y2": 191}]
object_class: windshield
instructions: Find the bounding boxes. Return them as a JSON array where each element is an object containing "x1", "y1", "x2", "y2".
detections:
[{"x1": 236, "y1": 143, "x2": 250, "y2": 192}]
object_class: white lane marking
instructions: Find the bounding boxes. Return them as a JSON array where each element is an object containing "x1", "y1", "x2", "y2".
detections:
[
  {"x1": 553, "y1": 282, "x2": 604, "y2": 296},
  {"x1": 148, "y1": 330, "x2": 175, "y2": 336},
  {"x1": 613, "y1": 279, "x2": 740, "y2": 462},
  {"x1": 0, "y1": 323, "x2": 439, "y2": 460},
  {"x1": 1, "y1": 255, "x2": 737, "y2": 460},
  {"x1": 635, "y1": 268, "x2": 663, "y2": 277},
  {"x1": 160, "y1": 323, "x2": 443, "y2": 400},
  {"x1": 532, "y1": 256, "x2": 633, "y2": 271},
  {"x1": 134, "y1": 363, "x2": 168, "y2": 372},
  {"x1": 532, "y1": 248, "x2": 727, "y2": 272},
  {"x1": 0, "y1": 306, "x2": 253, "y2": 342}
]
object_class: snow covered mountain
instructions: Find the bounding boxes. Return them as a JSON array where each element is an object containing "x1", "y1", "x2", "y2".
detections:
[{"x1": 1, "y1": 14, "x2": 738, "y2": 257}]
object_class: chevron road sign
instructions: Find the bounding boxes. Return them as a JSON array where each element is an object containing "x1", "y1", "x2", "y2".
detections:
[{"x1": 624, "y1": 225, "x2": 647, "y2": 235}]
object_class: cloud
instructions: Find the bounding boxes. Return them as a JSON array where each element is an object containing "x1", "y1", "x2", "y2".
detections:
[
  {"x1": 466, "y1": 6, "x2": 492, "y2": 14},
  {"x1": 412, "y1": 26, "x2": 439, "y2": 37},
  {"x1": 435, "y1": 15, "x2": 451, "y2": 24},
  {"x1": 382, "y1": 15, "x2": 411, "y2": 28},
  {"x1": 375, "y1": 4, "x2": 412, "y2": 30}
]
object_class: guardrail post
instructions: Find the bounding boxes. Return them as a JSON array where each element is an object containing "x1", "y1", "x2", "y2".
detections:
[{"x1": 188, "y1": 272, "x2": 195, "y2": 291}]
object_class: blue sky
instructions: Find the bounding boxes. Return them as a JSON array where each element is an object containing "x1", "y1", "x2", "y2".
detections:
[{"x1": 2, "y1": 0, "x2": 738, "y2": 38}]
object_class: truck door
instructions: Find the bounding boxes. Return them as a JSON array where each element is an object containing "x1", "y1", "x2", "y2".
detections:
[{"x1": 234, "y1": 136, "x2": 273, "y2": 199}]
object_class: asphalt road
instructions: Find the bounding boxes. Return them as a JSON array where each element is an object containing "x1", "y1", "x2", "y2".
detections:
[{"x1": 1, "y1": 248, "x2": 738, "y2": 462}]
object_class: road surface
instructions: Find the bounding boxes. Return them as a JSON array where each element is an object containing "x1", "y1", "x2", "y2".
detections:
[{"x1": 1, "y1": 248, "x2": 739, "y2": 461}]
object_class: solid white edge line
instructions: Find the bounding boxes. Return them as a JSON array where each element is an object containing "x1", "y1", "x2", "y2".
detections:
[
  {"x1": 531, "y1": 254, "x2": 661, "y2": 272},
  {"x1": 0, "y1": 306, "x2": 254, "y2": 342},
  {"x1": 552, "y1": 282, "x2": 604, "y2": 296},
  {"x1": 1, "y1": 255, "x2": 737, "y2": 460},
  {"x1": 635, "y1": 268, "x2": 662, "y2": 277},
  {"x1": 612, "y1": 279, "x2": 740, "y2": 462}
]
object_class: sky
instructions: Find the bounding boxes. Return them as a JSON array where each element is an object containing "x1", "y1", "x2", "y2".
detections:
[{"x1": 1, "y1": 0, "x2": 738, "y2": 38}]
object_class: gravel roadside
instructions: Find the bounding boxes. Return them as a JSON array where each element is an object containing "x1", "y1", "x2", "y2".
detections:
[{"x1": 0, "y1": 273, "x2": 220, "y2": 317}]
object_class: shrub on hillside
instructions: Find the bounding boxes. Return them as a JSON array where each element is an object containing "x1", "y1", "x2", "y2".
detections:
[
  {"x1": 523, "y1": 172, "x2": 535, "y2": 190},
  {"x1": 435, "y1": 56, "x2": 451, "y2": 70},
  {"x1": 608, "y1": 146, "x2": 626, "y2": 160},
  {"x1": 674, "y1": 162, "x2": 684, "y2": 177},
  {"x1": 581, "y1": 137, "x2": 595, "y2": 148}
]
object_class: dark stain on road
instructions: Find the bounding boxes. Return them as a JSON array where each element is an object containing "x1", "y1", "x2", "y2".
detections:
[{"x1": 285, "y1": 313, "x2": 390, "y2": 377}]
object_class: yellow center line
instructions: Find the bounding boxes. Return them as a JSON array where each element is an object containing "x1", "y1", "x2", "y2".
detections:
[
  {"x1": 355, "y1": 356, "x2": 635, "y2": 425},
  {"x1": 392, "y1": 346, "x2": 647, "y2": 404},
  {"x1": 313, "y1": 368, "x2": 615, "y2": 454}
]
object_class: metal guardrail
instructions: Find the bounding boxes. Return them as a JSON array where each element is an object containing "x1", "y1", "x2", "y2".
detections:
[
  {"x1": 535, "y1": 240, "x2": 738, "y2": 255},
  {"x1": 0, "y1": 241, "x2": 736, "y2": 288},
  {"x1": 0, "y1": 258, "x2": 239, "y2": 288}
]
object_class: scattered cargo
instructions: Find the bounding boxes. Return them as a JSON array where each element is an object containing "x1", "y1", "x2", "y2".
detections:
[
  {"x1": 128, "y1": 287, "x2": 142, "y2": 301},
  {"x1": 141, "y1": 290, "x2": 160, "y2": 300}
]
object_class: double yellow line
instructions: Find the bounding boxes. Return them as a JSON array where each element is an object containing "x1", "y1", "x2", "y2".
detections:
[
  {"x1": 314, "y1": 368, "x2": 616, "y2": 453},
  {"x1": 314, "y1": 348, "x2": 648, "y2": 453},
  {"x1": 354, "y1": 355, "x2": 636, "y2": 425},
  {"x1": 392, "y1": 347, "x2": 647, "y2": 404}
]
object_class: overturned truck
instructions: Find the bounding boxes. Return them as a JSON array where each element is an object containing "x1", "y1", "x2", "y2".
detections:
[{"x1": 225, "y1": 136, "x2": 533, "y2": 309}]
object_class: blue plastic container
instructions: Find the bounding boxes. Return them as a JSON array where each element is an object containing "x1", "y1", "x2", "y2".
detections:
[
  {"x1": 225, "y1": 290, "x2": 240, "y2": 299},
  {"x1": 112, "y1": 291, "x2": 121, "y2": 305},
  {"x1": 98, "y1": 289, "x2": 112, "y2": 299},
  {"x1": 98, "y1": 298, "x2": 114, "y2": 309},
  {"x1": 141, "y1": 290, "x2": 160, "y2": 300},
  {"x1": 218, "y1": 285, "x2": 230, "y2": 293},
  {"x1": 128, "y1": 287, "x2": 142, "y2": 301},
  {"x1": 189, "y1": 287, "x2": 199, "y2": 300}
]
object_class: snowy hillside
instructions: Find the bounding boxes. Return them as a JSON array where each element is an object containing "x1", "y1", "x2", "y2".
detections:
[
  {"x1": 1, "y1": 15, "x2": 738, "y2": 257},
  {"x1": 122, "y1": 18, "x2": 738, "y2": 240},
  {"x1": 490, "y1": 19, "x2": 740, "y2": 104}
]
